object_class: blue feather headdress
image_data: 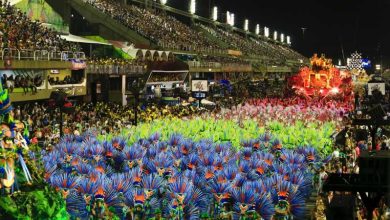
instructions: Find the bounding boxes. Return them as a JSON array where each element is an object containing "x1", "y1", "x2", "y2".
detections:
[{"x1": 231, "y1": 187, "x2": 256, "y2": 214}]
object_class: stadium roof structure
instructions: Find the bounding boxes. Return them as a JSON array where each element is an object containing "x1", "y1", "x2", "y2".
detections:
[{"x1": 60, "y1": 34, "x2": 112, "y2": 45}]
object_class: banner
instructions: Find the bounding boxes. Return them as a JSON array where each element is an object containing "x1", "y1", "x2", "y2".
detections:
[
  {"x1": 70, "y1": 59, "x2": 87, "y2": 70},
  {"x1": 227, "y1": 50, "x2": 242, "y2": 56}
]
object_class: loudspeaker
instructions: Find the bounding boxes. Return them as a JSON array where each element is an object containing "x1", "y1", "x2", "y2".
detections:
[
  {"x1": 355, "y1": 129, "x2": 369, "y2": 142},
  {"x1": 367, "y1": 105, "x2": 386, "y2": 121},
  {"x1": 358, "y1": 151, "x2": 390, "y2": 185},
  {"x1": 335, "y1": 128, "x2": 347, "y2": 147},
  {"x1": 327, "y1": 194, "x2": 356, "y2": 220},
  {"x1": 49, "y1": 91, "x2": 67, "y2": 107}
]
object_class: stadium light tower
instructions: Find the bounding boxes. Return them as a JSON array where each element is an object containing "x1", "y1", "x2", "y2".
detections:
[
  {"x1": 256, "y1": 24, "x2": 260, "y2": 35},
  {"x1": 281, "y1": 33, "x2": 285, "y2": 43},
  {"x1": 264, "y1": 27, "x2": 269, "y2": 38},
  {"x1": 230, "y1": 13, "x2": 235, "y2": 26},
  {"x1": 273, "y1": 31, "x2": 278, "y2": 41},
  {"x1": 244, "y1": 19, "x2": 249, "y2": 31},
  {"x1": 287, "y1": 36, "x2": 291, "y2": 45},
  {"x1": 212, "y1": 6, "x2": 218, "y2": 21},
  {"x1": 190, "y1": 0, "x2": 196, "y2": 14},
  {"x1": 160, "y1": 0, "x2": 167, "y2": 5}
]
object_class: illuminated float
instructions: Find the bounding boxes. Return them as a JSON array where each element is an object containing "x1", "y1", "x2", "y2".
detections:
[{"x1": 289, "y1": 54, "x2": 352, "y2": 98}]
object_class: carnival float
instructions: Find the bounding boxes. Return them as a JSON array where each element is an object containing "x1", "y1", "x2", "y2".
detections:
[{"x1": 289, "y1": 54, "x2": 353, "y2": 99}]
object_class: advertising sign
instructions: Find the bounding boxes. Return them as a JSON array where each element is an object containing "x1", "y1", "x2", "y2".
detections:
[
  {"x1": 368, "y1": 83, "x2": 385, "y2": 95},
  {"x1": 191, "y1": 80, "x2": 209, "y2": 92}
]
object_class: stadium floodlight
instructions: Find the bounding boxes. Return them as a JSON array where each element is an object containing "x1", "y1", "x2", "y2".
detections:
[
  {"x1": 244, "y1": 19, "x2": 249, "y2": 31},
  {"x1": 264, "y1": 27, "x2": 269, "y2": 37},
  {"x1": 273, "y1": 31, "x2": 278, "y2": 41},
  {"x1": 190, "y1": 0, "x2": 196, "y2": 14},
  {"x1": 281, "y1": 33, "x2": 285, "y2": 43},
  {"x1": 160, "y1": 0, "x2": 167, "y2": 5},
  {"x1": 212, "y1": 6, "x2": 218, "y2": 21},
  {"x1": 255, "y1": 24, "x2": 260, "y2": 35},
  {"x1": 287, "y1": 36, "x2": 291, "y2": 45},
  {"x1": 230, "y1": 13, "x2": 235, "y2": 26}
]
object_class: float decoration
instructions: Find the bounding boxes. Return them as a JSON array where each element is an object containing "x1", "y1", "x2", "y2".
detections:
[
  {"x1": 289, "y1": 54, "x2": 352, "y2": 98},
  {"x1": 347, "y1": 52, "x2": 370, "y2": 84}
]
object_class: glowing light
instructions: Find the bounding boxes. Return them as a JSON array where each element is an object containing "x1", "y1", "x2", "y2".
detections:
[
  {"x1": 255, "y1": 24, "x2": 260, "y2": 35},
  {"x1": 320, "y1": 89, "x2": 324, "y2": 93},
  {"x1": 160, "y1": 0, "x2": 167, "y2": 5},
  {"x1": 287, "y1": 36, "x2": 291, "y2": 45},
  {"x1": 226, "y1": 11, "x2": 230, "y2": 24},
  {"x1": 280, "y1": 33, "x2": 284, "y2": 43},
  {"x1": 230, "y1": 13, "x2": 235, "y2": 26},
  {"x1": 244, "y1": 19, "x2": 249, "y2": 31},
  {"x1": 190, "y1": 0, "x2": 196, "y2": 14},
  {"x1": 331, "y1": 87, "x2": 339, "y2": 94},
  {"x1": 376, "y1": 64, "x2": 381, "y2": 70},
  {"x1": 212, "y1": 6, "x2": 218, "y2": 21},
  {"x1": 273, "y1": 31, "x2": 278, "y2": 40},
  {"x1": 264, "y1": 27, "x2": 269, "y2": 37}
]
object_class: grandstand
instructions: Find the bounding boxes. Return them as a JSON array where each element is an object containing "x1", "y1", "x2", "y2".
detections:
[{"x1": 0, "y1": 0, "x2": 307, "y2": 104}]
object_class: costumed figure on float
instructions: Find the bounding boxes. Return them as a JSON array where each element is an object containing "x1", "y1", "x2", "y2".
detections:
[{"x1": 0, "y1": 82, "x2": 32, "y2": 194}]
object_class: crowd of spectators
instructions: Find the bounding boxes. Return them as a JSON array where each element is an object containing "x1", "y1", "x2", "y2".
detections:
[
  {"x1": 87, "y1": 0, "x2": 218, "y2": 52},
  {"x1": 198, "y1": 24, "x2": 305, "y2": 61},
  {"x1": 15, "y1": 102, "x2": 206, "y2": 148},
  {"x1": 148, "y1": 72, "x2": 185, "y2": 82},
  {"x1": 48, "y1": 75, "x2": 84, "y2": 85},
  {"x1": 0, "y1": 0, "x2": 80, "y2": 52},
  {"x1": 87, "y1": 57, "x2": 139, "y2": 66},
  {"x1": 197, "y1": 55, "x2": 251, "y2": 66},
  {"x1": 2, "y1": 74, "x2": 42, "y2": 94},
  {"x1": 85, "y1": 0, "x2": 305, "y2": 63}
]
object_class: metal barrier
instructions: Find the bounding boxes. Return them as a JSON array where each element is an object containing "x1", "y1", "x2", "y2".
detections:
[
  {"x1": 187, "y1": 61, "x2": 222, "y2": 68},
  {"x1": 19, "y1": 49, "x2": 35, "y2": 60},
  {"x1": 2, "y1": 48, "x2": 20, "y2": 60},
  {"x1": 86, "y1": 64, "x2": 145, "y2": 75},
  {"x1": 158, "y1": 42, "x2": 227, "y2": 56},
  {"x1": 0, "y1": 48, "x2": 86, "y2": 61},
  {"x1": 50, "y1": 51, "x2": 63, "y2": 61},
  {"x1": 187, "y1": 61, "x2": 252, "y2": 70},
  {"x1": 34, "y1": 50, "x2": 50, "y2": 61}
]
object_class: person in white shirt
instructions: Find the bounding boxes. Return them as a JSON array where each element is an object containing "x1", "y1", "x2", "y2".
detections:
[
  {"x1": 318, "y1": 166, "x2": 328, "y2": 195},
  {"x1": 332, "y1": 147, "x2": 340, "y2": 161}
]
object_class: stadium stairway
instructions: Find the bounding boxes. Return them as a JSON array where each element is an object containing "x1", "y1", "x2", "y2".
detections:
[{"x1": 194, "y1": 25, "x2": 231, "y2": 50}]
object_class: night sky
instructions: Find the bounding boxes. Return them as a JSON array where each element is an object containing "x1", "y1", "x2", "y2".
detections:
[{"x1": 168, "y1": 0, "x2": 390, "y2": 65}]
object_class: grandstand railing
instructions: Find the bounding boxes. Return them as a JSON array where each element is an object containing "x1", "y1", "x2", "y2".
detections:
[
  {"x1": 187, "y1": 61, "x2": 252, "y2": 69},
  {"x1": 158, "y1": 42, "x2": 226, "y2": 56},
  {"x1": 187, "y1": 61, "x2": 222, "y2": 68},
  {"x1": 1, "y1": 48, "x2": 86, "y2": 61},
  {"x1": 86, "y1": 64, "x2": 145, "y2": 75}
]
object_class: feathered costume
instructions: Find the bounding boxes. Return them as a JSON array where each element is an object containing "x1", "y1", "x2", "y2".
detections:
[
  {"x1": 0, "y1": 82, "x2": 32, "y2": 194},
  {"x1": 43, "y1": 131, "x2": 331, "y2": 219}
]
